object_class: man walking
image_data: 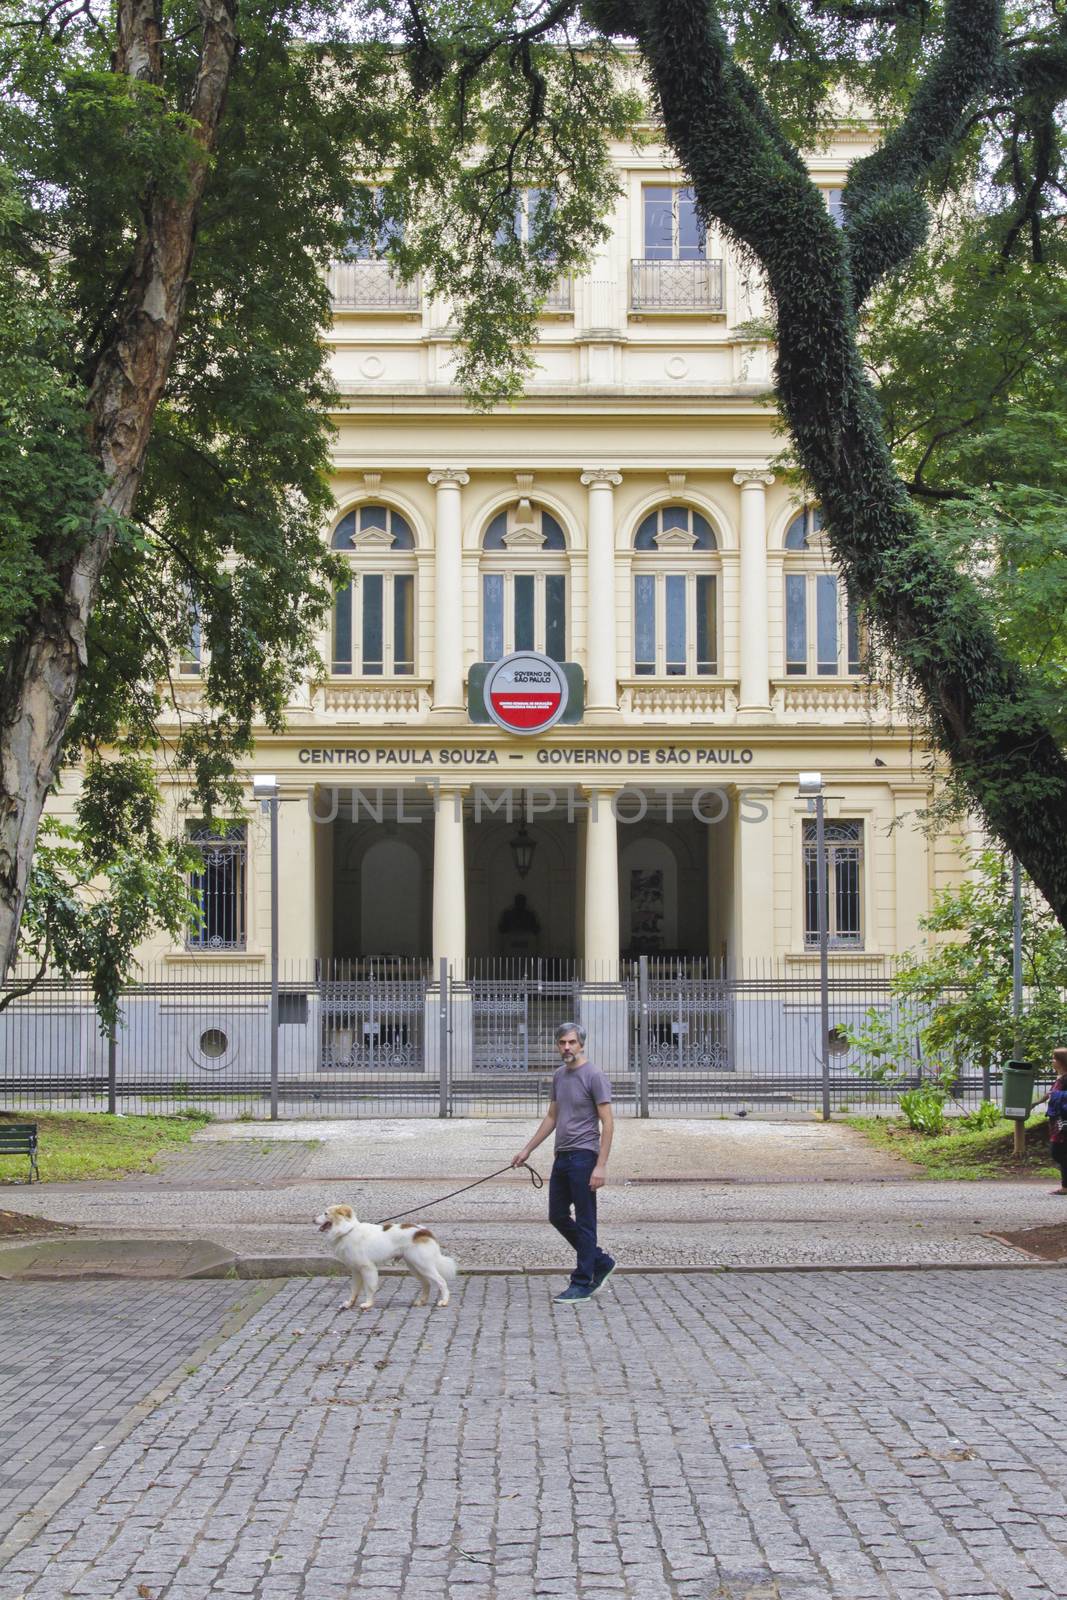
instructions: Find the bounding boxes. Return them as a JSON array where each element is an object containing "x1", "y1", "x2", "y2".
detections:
[{"x1": 511, "y1": 1021, "x2": 616, "y2": 1305}]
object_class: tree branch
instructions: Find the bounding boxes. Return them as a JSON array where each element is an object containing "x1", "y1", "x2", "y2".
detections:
[
  {"x1": 630, "y1": 0, "x2": 1067, "y2": 932},
  {"x1": 842, "y1": 0, "x2": 1004, "y2": 305}
]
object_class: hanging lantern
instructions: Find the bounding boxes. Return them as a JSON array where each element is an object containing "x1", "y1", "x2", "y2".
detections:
[{"x1": 509, "y1": 821, "x2": 536, "y2": 880}]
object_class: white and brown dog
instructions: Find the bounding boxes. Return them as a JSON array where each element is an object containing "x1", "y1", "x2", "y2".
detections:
[{"x1": 315, "y1": 1204, "x2": 457, "y2": 1310}]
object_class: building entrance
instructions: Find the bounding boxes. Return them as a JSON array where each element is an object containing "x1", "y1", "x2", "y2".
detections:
[
  {"x1": 319, "y1": 785, "x2": 726, "y2": 966},
  {"x1": 466, "y1": 803, "x2": 578, "y2": 959}
]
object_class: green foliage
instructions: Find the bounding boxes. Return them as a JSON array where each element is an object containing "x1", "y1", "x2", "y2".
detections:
[
  {"x1": 0, "y1": 0, "x2": 638, "y2": 878},
  {"x1": 0, "y1": 1109, "x2": 211, "y2": 1183},
  {"x1": 959, "y1": 1098, "x2": 1001, "y2": 1131},
  {"x1": 894, "y1": 847, "x2": 1067, "y2": 1074},
  {"x1": 847, "y1": 1110, "x2": 1057, "y2": 1179},
  {"x1": 866, "y1": 217, "x2": 1067, "y2": 747},
  {"x1": 898, "y1": 1077, "x2": 950, "y2": 1134},
  {"x1": 344, "y1": 10, "x2": 638, "y2": 403},
  {"x1": 842, "y1": 1006, "x2": 949, "y2": 1083},
  {"x1": 845, "y1": 849, "x2": 1067, "y2": 1095},
  {"x1": 8, "y1": 758, "x2": 196, "y2": 1031},
  {"x1": 0, "y1": 167, "x2": 105, "y2": 655},
  {"x1": 610, "y1": 0, "x2": 1067, "y2": 930}
]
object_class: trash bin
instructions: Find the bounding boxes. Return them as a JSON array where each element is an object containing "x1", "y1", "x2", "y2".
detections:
[{"x1": 1001, "y1": 1060, "x2": 1036, "y2": 1119}]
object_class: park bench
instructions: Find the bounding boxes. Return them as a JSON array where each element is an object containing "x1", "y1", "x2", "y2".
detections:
[{"x1": 0, "y1": 1122, "x2": 39, "y2": 1183}]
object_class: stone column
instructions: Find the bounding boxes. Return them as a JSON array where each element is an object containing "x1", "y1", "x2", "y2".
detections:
[
  {"x1": 893, "y1": 785, "x2": 930, "y2": 951},
  {"x1": 730, "y1": 784, "x2": 776, "y2": 962},
  {"x1": 580, "y1": 469, "x2": 622, "y2": 712},
  {"x1": 730, "y1": 784, "x2": 777, "y2": 1074},
  {"x1": 733, "y1": 469, "x2": 774, "y2": 711},
  {"x1": 583, "y1": 787, "x2": 620, "y2": 973},
  {"x1": 429, "y1": 469, "x2": 469, "y2": 712},
  {"x1": 432, "y1": 786, "x2": 466, "y2": 968}
]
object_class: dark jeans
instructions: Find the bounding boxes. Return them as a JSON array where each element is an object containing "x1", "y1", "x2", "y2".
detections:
[
  {"x1": 1053, "y1": 1143, "x2": 1067, "y2": 1188},
  {"x1": 549, "y1": 1148, "x2": 612, "y2": 1289}
]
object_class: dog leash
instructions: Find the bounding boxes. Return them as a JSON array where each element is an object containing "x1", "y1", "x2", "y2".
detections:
[{"x1": 377, "y1": 1160, "x2": 543, "y2": 1224}]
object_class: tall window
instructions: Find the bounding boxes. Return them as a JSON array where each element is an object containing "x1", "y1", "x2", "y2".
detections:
[
  {"x1": 783, "y1": 507, "x2": 862, "y2": 676},
  {"x1": 187, "y1": 823, "x2": 247, "y2": 951},
  {"x1": 496, "y1": 188, "x2": 557, "y2": 259},
  {"x1": 481, "y1": 501, "x2": 567, "y2": 662},
  {"x1": 825, "y1": 188, "x2": 846, "y2": 228},
  {"x1": 346, "y1": 186, "x2": 402, "y2": 259},
  {"x1": 632, "y1": 506, "x2": 718, "y2": 676},
  {"x1": 179, "y1": 614, "x2": 202, "y2": 677},
  {"x1": 332, "y1": 505, "x2": 416, "y2": 676},
  {"x1": 803, "y1": 820, "x2": 864, "y2": 948},
  {"x1": 642, "y1": 186, "x2": 706, "y2": 260}
]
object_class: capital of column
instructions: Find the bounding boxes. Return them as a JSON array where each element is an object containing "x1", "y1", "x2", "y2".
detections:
[
  {"x1": 580, "y1": 467, "x2": 623, "y2": 488},
  {"x1": 733, "y1": 469, "x2": 775, "y2": 490},
  {"x1": 578, "y1": 782, "x2": 623, "y2": 798},
  {"x1": 428, "y1": 468, "x2": 470, "y2": 488}
]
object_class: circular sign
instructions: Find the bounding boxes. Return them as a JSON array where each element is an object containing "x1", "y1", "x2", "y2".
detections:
[{"x1": 483, "y1": 651, "x2": 569, "y2": 736}]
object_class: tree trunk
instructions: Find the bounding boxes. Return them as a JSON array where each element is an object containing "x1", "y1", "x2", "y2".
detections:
[
  {"x1": 0, "y1": 0, "x2": 238, "y2": 975},
  {"x1": 632, "y1": 0, "x2": 1067, "y2": 930}
]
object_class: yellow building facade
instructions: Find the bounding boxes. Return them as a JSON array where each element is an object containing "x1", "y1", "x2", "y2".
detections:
[{"x1": 158, "y1": 127, "x2": 961, "y2": 985}]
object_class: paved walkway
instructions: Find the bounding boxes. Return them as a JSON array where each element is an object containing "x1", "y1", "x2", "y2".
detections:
[
  {"x1": 2, "y1": 1269, "x2": 1066, "y2": 1599},
  {"x1": 1, "y1": 1120, "x2": 1061, "y2": 1269},
  {"x1": 0, "y1": 1282, "x2": 271, "y2": 1546}
]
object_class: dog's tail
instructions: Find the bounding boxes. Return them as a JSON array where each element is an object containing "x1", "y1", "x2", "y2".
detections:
[{"x1": 438, "y1": 1253, "x2": 458, "y2": 1281}]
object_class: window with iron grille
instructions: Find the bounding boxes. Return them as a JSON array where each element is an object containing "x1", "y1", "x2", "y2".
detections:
[
  {"x1": 803, "y1": 820, "x2": 864, "y2": 948},
  {"x1": 187, "y1": 823, "x2": 247, "y2": 951}
]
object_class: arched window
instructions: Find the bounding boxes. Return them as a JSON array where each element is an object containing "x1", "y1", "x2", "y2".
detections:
[
  {"x1": 783, "y1": 507, "x2": 862, "y2": 677},
  {"x1": 480, "y1": 500, "x2": 568, "y2": 663},
  {"x1": 632, "y1": 506, "x2": 719, "y2": 676},
  {"x1": 332, "y1": 505, "x2": 416, "y2": 676}
]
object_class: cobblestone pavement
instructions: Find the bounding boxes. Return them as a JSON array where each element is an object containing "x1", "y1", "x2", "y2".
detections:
[
  {"x1": 140, "y1": 1141, "x2": 322, "y2": 1188},
  {"x1": 0, "y1": 1282, "x2": 272, "y2": 1546},
  {"x1": 2, "y1": 1270, "x2": 1067, "y2": 1599}
]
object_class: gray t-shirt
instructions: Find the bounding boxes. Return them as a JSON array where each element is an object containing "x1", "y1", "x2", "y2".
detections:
[{"x1": 552, "y1": 1060, "x2": 612, "y2": 1153}]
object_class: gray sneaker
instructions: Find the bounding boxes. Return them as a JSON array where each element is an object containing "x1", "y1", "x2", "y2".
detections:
[
  {"x1": 553, "y1": 1284, "x2": 593, "y2": 1305},
  {"x1": 591, "y1": 1256, "x2": 617, "y2": 1295}
]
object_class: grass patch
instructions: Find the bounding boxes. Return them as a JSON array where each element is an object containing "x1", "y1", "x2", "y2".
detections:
[
  {"x1": 846, "y1": 1113, "x2": 1059, "y2": 1180},
  {"x1": 0, "y1": 1109, "x2": 212, "y2": 1184}
]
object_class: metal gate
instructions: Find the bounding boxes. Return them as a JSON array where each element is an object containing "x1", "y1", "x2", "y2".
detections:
[
  {"x1": 470, "y1": 980, "x2": 528, "y2": 1073},
  {"x1": 0, "y1": 955, "x2": 992, "y2": 1118}
]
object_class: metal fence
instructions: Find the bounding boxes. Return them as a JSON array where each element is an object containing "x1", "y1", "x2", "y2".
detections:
[{"x1": 0, "y1": 956, "x2": 1008, "y2": 1120}]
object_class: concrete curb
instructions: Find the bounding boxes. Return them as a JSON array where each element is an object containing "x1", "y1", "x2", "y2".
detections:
[
  {"x1": 0, "y1": 1236, "x2": 237, "y2": 1280},
  {"x1": 203, "y1": 1256, "x2": 1065, "y2": 1277}
]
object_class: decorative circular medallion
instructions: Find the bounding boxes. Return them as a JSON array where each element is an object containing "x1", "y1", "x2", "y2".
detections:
[
  {"x1": 483, "y1": 651, "x2": 569, "y2": 736},
  {"x1": 665, "y1": 355, "x2": 689, "y2": 380},
  {"x1": 360, "y1": 354, "x2": 385, "y2": 379}
]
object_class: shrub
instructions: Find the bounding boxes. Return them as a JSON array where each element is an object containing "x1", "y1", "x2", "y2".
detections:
[
  {"x1": 959, "y1": 1099, "x2": 1001, "y2": 1131},
  {"x1": 899, "y1": 1079, "x2": 950, "y2": 1135}
]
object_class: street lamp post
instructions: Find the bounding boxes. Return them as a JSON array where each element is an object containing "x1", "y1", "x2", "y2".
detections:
[
  {"x1": 254, "y1": 775, "x2": 280, "y2": 1120},
  {"x1": 799, "y1": 772, "x2": 831, "y2": 1122}
]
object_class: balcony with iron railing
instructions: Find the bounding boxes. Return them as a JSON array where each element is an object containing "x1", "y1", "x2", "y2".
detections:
[
  {"x1": 630, "y1": 258, "x2": 724, "y2": 314},
  {"x1": 328, "y1": 260, "x2": 422, "y2": 311},
  {"x1": 540, "y1": 277, "x2": 573, "y2": 313}
]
